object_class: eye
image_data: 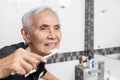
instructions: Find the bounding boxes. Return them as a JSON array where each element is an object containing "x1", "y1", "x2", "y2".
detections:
[
  {"x1": 40, "y1": 26, "x2": 46, "y2": 30},
  {"x1": 39, "y1": 24, "x2": 49, "y2": 31},
  {"x1": 54, "y1": 25, "x2": 61, "y2": 30}
]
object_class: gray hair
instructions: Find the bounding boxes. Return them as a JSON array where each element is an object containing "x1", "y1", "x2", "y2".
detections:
[{"x1": 22, "y1": 6, "x2": 58, "y2": 31}]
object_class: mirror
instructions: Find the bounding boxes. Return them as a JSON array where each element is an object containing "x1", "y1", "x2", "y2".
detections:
[{"x1": 94, "y1": 0, "x2": 120, "y2": 60}]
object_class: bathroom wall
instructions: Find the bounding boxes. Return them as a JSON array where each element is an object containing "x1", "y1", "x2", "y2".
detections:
[
  {"x1": 93, "y1": 0, "x2": 120, "y2": 56},
  {"x1": 94, "y1": 0, "x2": 120, "y2": 49},
  {"x1": 0, "y1": 0, "x2": 85, "y2": 53}
]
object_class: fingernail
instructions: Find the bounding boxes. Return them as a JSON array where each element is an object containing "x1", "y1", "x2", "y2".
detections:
[
  {"x1": 43, "y1": 58, "x2": 47, "y2": 63},
  {"x1": 11, "y1": 71, "x2": 16, "y2": 75},
  {"x1": 35, "y1": 60, "x2": 40, "y2": 66}
]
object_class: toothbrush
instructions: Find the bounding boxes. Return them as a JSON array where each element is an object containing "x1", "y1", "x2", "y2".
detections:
[
  {"x1": 44, "y1": 48, "x2": 58, "y2": 59},
  {"x1": 25, "y1": 48, "x2": 58, "y2": 77}
]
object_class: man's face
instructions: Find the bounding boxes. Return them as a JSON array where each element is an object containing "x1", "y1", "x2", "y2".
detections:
[{"x1": 27, "y1": 10, "x2": 62, "y2": 56}]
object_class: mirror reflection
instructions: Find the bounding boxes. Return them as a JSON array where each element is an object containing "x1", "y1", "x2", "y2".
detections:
[{"x1": 94, "y1": 0, "x2": 120, "y2": 60}]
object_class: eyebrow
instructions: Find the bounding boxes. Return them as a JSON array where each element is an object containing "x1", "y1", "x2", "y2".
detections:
[
  {"x1": 41, "y1": 24, "x2": 61, "y2": 27},
  {"x1": 41, "y1": 24, "x2": 49, "y2": 27}
]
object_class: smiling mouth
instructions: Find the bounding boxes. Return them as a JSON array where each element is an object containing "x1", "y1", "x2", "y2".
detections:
[{"x1": 45, "y1": 43, "x2": 57, "y2": 49}]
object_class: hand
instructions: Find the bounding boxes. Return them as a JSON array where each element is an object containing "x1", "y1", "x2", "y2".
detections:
[{"x1": 0, "y1": 48, "x2": 47, "y2": 79}]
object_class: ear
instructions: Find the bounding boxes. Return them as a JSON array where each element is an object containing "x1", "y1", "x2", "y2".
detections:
[{"x1": 21, "y1": 28, "x2": 31, "y2": 44}]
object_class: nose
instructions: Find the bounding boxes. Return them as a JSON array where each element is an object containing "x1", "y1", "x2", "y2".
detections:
[{"x1": 47, "y1": 29, "x2": 56, "y2": 40}]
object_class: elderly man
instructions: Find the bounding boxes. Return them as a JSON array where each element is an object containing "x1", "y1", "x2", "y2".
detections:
[{"x1": 0, "y1": 6, "x2": 62, "y2": 80}]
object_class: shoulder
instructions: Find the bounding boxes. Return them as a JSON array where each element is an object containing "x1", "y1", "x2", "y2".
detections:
[{"x1": 0, "y1": 42, "x2": 28, "y2": 59}]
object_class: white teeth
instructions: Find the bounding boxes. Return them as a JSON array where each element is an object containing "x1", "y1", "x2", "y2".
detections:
[
  {"x1": 48, "y1": 43, "x2": 56, "y2": 46},
  {"x1": 46, "y1": 43, "x2": 56, "y2": 48}
]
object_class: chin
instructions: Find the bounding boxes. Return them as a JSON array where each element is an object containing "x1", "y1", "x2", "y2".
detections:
[{"x1": 43, "y1": 51, "x2": 51, "y2": 55}]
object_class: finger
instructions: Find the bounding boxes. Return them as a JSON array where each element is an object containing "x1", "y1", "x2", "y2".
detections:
[
  {"x1": 15, "y1": 67, "x2": 26, "y2": 75},
  {"x1": 23, "y1": 54, "x2": 40, "y2": 69},
  {"x1": 20, "y1": 60, "x2": 33, "y2": 73},
  {"x1": 10, "y1": 64, "x2": 26, "y2": 75},
  {"x1": 14, "y1": 49, "x2": 43, "y2": 69},
  {"x1": 26, "y1": 51, "x2": 47, "y2": 63},
  {"x1": 20, "y1": 48, "x2": 47, "y2": 63}
]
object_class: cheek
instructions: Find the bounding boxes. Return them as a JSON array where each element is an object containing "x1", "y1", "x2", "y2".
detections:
[
  {"x1": 57, "y1": 32, "x2": 62, "y2": 40},
  {"x1": 32, "y1": 33, "x2": 47, "y2": 44},
  {"x1": 29, "y1": 33, "x2": 41, "y2": 43}
]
